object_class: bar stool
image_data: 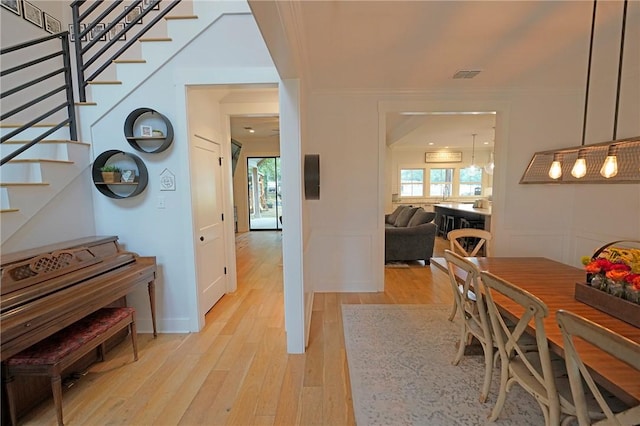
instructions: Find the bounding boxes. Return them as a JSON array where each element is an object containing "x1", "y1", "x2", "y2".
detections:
[
  {"x1": 457, "y1": 218, "x2": 471, "y2": 250},
  {"x1": 438, "y1": 214, "x2": 458, "y2": 239},
  {"x1": 445, "y1": 215, "x2": 456, "y2": 237},
  {"x1": 437, "y1": 214, "x2": 448, "y2": 238}
]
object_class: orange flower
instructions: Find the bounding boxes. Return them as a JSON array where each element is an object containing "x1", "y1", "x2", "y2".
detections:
[
  {"x1": 585, "y1": 262, "x2": 602, "y2": 274},
  {"x1": 606, "y1": 269, "x2": 629, "y2": 282}
]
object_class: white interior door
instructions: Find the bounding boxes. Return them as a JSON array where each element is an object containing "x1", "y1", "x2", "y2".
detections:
[{"x1": 192, "y1": 135, "x2": 227, "y2": 315}]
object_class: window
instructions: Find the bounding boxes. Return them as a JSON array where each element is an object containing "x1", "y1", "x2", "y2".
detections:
[
  {"x1": 400, "y1": 168, "x2": 424, "y2": 196},
  {"x1": 430, "y1": 168, "x2": 453, "y2": 197},
  {"x1": 459, "y1": 167, "x2": 483, "y2": 196}
]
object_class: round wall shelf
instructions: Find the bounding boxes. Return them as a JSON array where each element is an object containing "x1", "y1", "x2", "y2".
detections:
[
  {"x1": 124, "y1": 108, "x2": 174, "y2": 153},
  {"x1": 92, "y1": 150, "x2": 149, "y2": 199}
]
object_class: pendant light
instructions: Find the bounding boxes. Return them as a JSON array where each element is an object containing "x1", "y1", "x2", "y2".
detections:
[
  {"x1": 599, "y1": 0, "x2": 627, "y2": 178},
  {"x1": 484, "y1": 127, "x2": 495, "y2": 175},
  {"x1": 570, "y1": 0, "x2": 597, "y2": 179},
  {"x1": 571, "y1": 148, "x2": 588, "y2": 178},
  {"x1": 484, "y1": 152, "x2": 495, "y2": 175},
  {"x1": 469, "y1": 133, "x2": 477, "y2": 170},
  {"x1": 522, "y1": 0, "x2": 639, "y2": 185},
  {"x1": 549, "y1": 153, "x2": 563, "y2": 179},
  {"x1": 600, "y1": 144, "x2": 619, "y2": 178}
]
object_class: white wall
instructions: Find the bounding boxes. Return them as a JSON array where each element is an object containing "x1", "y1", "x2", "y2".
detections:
[
  {"x1": 0, "y1": 1, "x2": 67, "y2": 46},
  {"x1": 305, "y1": 84, "x2": 639, "y2": 293},
  {"x1": 280, "y1": 78, "x2": 306, "y2": 352},
  {"x1": 306, "y1": 93, "x2": 381, "y2": 292},
  {"x1": 88, "y1": 12, "x2": 278, "y2": 333},
  {"x1": 1, "y1": 171, "x2": 96, "y2": 252}
]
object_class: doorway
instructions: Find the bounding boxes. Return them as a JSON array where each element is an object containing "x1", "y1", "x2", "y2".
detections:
[{"x1": 247, "y1": 156, "x2": 282, "y2": 231}]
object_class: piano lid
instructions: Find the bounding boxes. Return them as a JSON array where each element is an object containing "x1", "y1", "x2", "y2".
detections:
[{"x1": 0, "y1": 236, "x2": 137, "y2": 312}]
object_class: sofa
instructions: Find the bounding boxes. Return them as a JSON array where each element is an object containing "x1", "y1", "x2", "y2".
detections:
[{"x1": 385, "y1": 206, "x2": 437, "y2": 264}]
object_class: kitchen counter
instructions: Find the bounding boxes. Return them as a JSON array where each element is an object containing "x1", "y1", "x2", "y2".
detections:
[
  {"x1": 433, "y1": 202, "x2": 492, "y2": 232},
  {"x1": 433, "y1": 202, "x2": 491, "y2": 216}
]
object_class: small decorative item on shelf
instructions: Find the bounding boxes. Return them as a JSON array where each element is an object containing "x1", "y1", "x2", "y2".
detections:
[
  {"x1": 152, "y1": 129, "x2": 164, "y2": 137},
  {"x1": 140, "y1": 125, "x2": 153, "y2": 137},
  {"x1": 121, "y1": 169, "x2": 136, "y2": 183},
  {"x1": 100, "y1": 165, "x2": 122, "y2": 183},
  {"x1": 575, "y1": 240, "x2": 640, "y2": 328}
]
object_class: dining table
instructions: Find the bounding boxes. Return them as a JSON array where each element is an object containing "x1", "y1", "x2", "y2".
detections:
[{"x1": 430, "y1": 256, "x2": 640, "y2": 407}]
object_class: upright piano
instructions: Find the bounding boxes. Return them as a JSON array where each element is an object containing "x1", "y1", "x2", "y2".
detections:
[
  {"x1": 1, "y1": 235, "x2": 157, "y2": 362},
  {"x1": 1, "y1": 236, "x2": 157, "y2": 423}
]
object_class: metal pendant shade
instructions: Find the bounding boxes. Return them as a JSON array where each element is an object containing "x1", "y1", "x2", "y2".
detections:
[{"x1": 520, "y1": 0, "x2": 640, "y2": 184}]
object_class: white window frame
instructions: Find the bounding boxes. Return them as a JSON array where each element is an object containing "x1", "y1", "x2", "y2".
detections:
[
  {"x1": 429, "y1": 168, "x2": 454, "y2": 198},
  {"x1": 399, "y1": 168, "x2": 425, "y2": 197},
  {"x1": 458, "y1": 166, "x2": 483, "y2": 197}
]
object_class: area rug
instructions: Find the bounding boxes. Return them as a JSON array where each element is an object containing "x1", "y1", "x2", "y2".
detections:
[
  {"x1": 384, "y1": 261, "x2": 410, "y2": 268},
  {"x1": 342, "y1": 304, "x2": 545, "y2": 426}
]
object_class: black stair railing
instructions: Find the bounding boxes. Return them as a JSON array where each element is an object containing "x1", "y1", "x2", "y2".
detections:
[
  {"x1": 0, "y1": 0, "x2": 183, "y2": 166},
  {"x1": 0, "y1": 32, "x2": 77, "y2": 166},
  {"x1": 71, "y1": 0, "x2": 182, "y2": 102}
]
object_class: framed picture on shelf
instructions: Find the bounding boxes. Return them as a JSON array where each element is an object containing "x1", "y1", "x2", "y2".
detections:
[
  {"x1": 22, "y1": 1, "x2": 43, "y2": 28},
  {"x1": 109, "y1": 22, "x2": 126, "y2": 41},
  {"x1": 125, "y1": 5, "x2": 143, "y2": 24},
  {"x1": 140, "y1": 125, "x2": 153, "y2": 137},
  {"x1": 68, "y1": 23, "x2": 87, "y2": 42},
  {"x1": 43, "y1": 13, "x2": 61, "y2": 34},
  {"x1": 143, "y1": 0, "x2": 160, "y2": 11},
  {"x1": 121, "y1": 170, "x2": 136, "y2": 183},
  {"x1": 0, "y1": 0, "x2": 21, "y2": 16},
  {"x1": 89, "y1": 23, "x2": 107, "y2": 41}
]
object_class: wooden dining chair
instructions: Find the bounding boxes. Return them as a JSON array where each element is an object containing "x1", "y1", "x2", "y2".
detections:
[
  {"x1": 447, "y1": 228, "x2": 492, "y2": 322},
  {"x1": 443, "y1": 250, "x2": 494, "y2": 403},
  {"x1": 480, "y1": 271, "x2": 576, "y2": 426},
  {"x1": 448, "y1": 228, "x2": 492, "y2": 257},
  {"x1": 556, "y1": 310, "x2": 640, "y2": 426}
]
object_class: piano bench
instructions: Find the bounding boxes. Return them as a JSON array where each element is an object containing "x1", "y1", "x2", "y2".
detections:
[{"x1": 3, "y1": 307, "x2": 138, "y2": 426}]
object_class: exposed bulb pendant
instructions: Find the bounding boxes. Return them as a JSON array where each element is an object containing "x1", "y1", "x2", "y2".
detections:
[
  {"x1": 484, "y1": 152, "x2": 495, "y2": 175},
  {"x1": 549, "y1": 152, "x2": 563, "y2": 179},
  {"x1": 484, "y1": 127, "x2": 495, "y2": 174},
  {"x1": 571, "y1": 149, "x2": 587, "y2": 178},
  {"x1": 469, "y1": 133, "x2": 477, "y2": 170},
  {"x1": 600, "y1": 145, "x2": 619, "y2": 178}
]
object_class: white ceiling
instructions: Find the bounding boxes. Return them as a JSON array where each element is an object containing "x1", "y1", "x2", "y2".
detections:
[
  {"x1": 243, "y1": 0, "x2": 637, "y2": 148},
  {"x1": 230, "y1": 115, "x2": 280, "y2": 143},
  {"x1": 386, "y1": 112, "x2": 496, "y2": 149}
]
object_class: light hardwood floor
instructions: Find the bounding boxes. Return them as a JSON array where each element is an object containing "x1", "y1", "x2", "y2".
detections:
[{"x1": 22, "y1": 232, "x2": 453, "y2": 425}]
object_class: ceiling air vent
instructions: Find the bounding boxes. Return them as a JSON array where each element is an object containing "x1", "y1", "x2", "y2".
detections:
[{"x1": 453, "y1": 70, "x2": 481, "y2": 79}]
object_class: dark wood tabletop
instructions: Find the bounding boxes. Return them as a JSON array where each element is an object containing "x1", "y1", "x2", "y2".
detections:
[{"x1": 431, "y1": 256, "x2": 640, "y2": 406}]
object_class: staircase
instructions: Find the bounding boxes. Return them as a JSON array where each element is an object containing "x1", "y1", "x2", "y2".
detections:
[
  {"x1": 0, "y1": 129, "x2": 90, "y2": 241},
  {"x1": 1, "y1": 0, "x2": 251, "y2": 246}
]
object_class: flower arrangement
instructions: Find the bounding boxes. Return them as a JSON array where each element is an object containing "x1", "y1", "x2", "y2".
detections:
[{"x1": 581, "y1": 246, "x2": 640, "y2": 305}]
